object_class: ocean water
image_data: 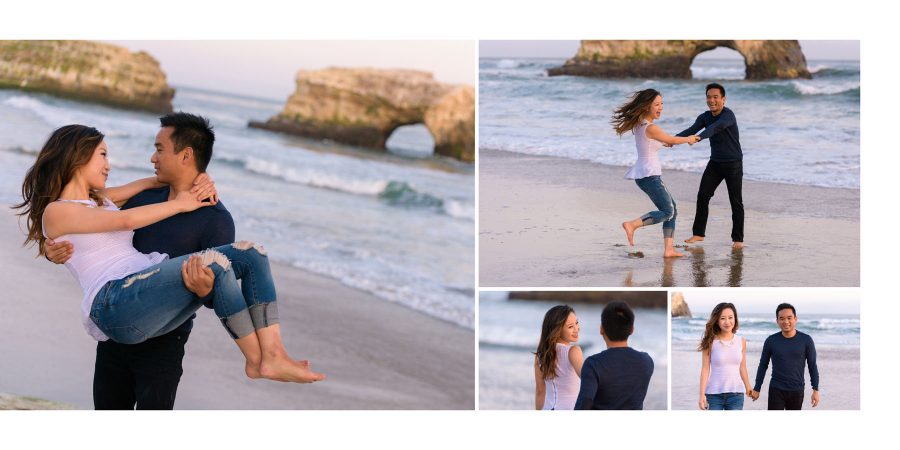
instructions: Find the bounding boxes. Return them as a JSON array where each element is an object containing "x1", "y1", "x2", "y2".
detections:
[
  {"x1": 480, "y1": 58, "x2": 860, "y2": 189},
  {"x1": 672, "y1": 312, "x2": 860, "y2": 348},
  {"x1": 479, "y1": 294, "x2": 668, "y2": 410},
  {"x1": 0, "y1": 87, "x2": 474, "y2": 328}
]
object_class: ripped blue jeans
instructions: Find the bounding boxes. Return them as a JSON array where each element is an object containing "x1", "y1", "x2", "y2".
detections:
[
  {"x1": 634, "y1": 175, "x2": 677, "y2": 238},
  {"x1": 90, "y1": 241, "x2": 278, "y2": 344}
]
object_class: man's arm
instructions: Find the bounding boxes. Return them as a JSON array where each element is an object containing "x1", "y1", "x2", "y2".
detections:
[
  {"x1": 807, "y1": 335, "x2": 819, "y2": 389},
  {"x1": 574, "y1": 359, "x2": 598, "y2": 410},
  {"x1": 697, "y1": 109, "x2": 737, "y2": 140},
  {"x1": 675, "y1": 115, "x2": 706, "y2": 137},
  {"x1": 753, "y1": 337, "x2": 773, "y2": 392}
]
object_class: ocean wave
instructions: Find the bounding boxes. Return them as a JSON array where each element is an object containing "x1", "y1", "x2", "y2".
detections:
[
  {"x1": 219, "y1": 154, "x2": 474, "y2": 220},
  {"x1": 496, "y1": 59, "x2": 520, "y2": 69},
  {"x1": 791, "y1": 80, "x2": 860, "y2": 96}
]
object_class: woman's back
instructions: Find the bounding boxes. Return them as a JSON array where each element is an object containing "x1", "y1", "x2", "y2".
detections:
[
  {"x1": 47, "y1": 199, "x2": 166, "y2": 340},
  {"x1": 706, "y1": 335, "x2": 744, "y2": 394},
  {"x1": 625, "y1": 120, "x2": 664, "y2": 180},
  {"x1": 542, "y1": 343, "x2": 580, "y2": 410}
]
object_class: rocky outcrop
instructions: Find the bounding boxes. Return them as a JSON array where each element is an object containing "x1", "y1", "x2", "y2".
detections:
[
  {"x1": 548, "y1": 40, "x2": 811, "y2": 80},
  {"x1": 671, "y1": 292, "x2": 692, "y2": 318},
  {"x1": 0, "y1": 40, "x2": 174, "y2": 112},
  {"x1": 0, "y1": 392, "x2": 75, "y2": 410},
  {"x1": 508, "y1": 291, "x2": 667, "y2": 309},
  {"x1": 250, "y1": 68, "x2": 475, "y2": 162}
]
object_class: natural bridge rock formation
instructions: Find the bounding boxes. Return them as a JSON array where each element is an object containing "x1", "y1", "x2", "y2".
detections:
[
  {"x1": 250, "y1": 68, "x2": 475, "y2": 162},
  {"x1": 548, "y1": 40, "x2": 811, "y2": 80},
  {"x1": 0, "y1": 40, "x2": 174, "y2": 112}
]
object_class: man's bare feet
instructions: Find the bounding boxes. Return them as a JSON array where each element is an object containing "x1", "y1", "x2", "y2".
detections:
[
  {"x1": 622, "y1": 219, "x2": 641, "y2": 246},
  {"x1": 260, "y1": 356, "x2": 326, "y2": 383},
  {"x1": 732, "y1": 241, "x2": 744, "y2": 249},
  {"x1": 684, "y1": 235, "x2": 704, "y2": 244}
]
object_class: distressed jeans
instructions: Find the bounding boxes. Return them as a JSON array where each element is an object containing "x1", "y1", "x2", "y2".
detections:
[
  {"x1": 90, "y1": 241, "x2": 278, "y2": 344},
  {"x1": 634, "y1": 175, "x2": 677, "y2": 238},
  {"x1": 705, "y1": 392, "x2": 745, "y2": 410}
]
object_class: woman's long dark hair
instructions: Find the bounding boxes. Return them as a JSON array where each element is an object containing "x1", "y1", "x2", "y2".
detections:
[
  {"x1": 698, "y1": 302, "x2": 739, "y2": 352},
  {"x1": 611, "y1": 89, "x2": 660, "y2": 136},
  {"x1": 13, "y1": 125, "x2": 105, "y2": 256},
  {"x1": 534, "y1": 304, "x2": 575, "y2": 380}
]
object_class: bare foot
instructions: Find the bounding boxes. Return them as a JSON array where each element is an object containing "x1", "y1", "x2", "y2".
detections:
[
  {"x1": 664, "y1": 249, "x2": 685, "y2": 258},
  {"x1": 684, "y1": 235, "x2": 704, "y2": 244},
  {"x1": 622, "y1": 221, "x2": 638, "y2": 246},
  {"x1": 732, "y1": 241, "x2": 744, "y2": 249},
  {"x1": 246, "y1": 361, "x2": 263, "y2": 379},
  {"x1": 260, "y1": 356, "x2": 326, "y2": 383}
]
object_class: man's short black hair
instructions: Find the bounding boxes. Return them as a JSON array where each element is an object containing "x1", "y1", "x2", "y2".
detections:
[
  {"x1": 601, "y1": 301, "x2": 635, "y2": 342},
  {"x1": 776, "y1": 303, "x2": 796, "y2": 318},
  {"x1": 706, "y1": 82, "x2": 726, "y2": 97},
  {"x1": 159, "y1": 112, "x2": 215, "y2": 172}
]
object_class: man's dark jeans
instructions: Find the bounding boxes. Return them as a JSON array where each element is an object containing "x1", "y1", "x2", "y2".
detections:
[
  {"x1": 93, "y1": 329, "x2": 189, "y2": 410},
  {"x1": 768, "y1": 386, "x2": 804, "y2": 410},
  {"x1": 692, "y1": 160, "x2": 744, "y2": 242}
]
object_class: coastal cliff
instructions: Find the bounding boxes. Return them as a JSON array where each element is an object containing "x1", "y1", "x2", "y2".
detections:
[
  {"x1": 250, "y1": 68, "x2": 475, "y2": 162},
  {"x1": 671, "y1": 292, "x2": 692, "y2": 318},
  {"x1": 0, "y1": 40, "x2": 174, "y2": 112},
  {"x1": 548, "y1": 40, "x2": 811, "y2": 80},
  {"x1": 507, "y1": 291, "x2": 667, "y2": 309}
]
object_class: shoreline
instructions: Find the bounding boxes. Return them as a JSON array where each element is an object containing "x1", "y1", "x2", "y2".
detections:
[
  {"x1": 0, "y1": 211, "x2": 474, "y2": 410},
  {"x1": 479, "y1": 149, "x2": 859, "y2": 287}
]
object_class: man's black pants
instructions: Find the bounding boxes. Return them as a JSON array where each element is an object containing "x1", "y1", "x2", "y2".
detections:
[
  {"x1": 768, "y1": 386, "x2": 804, "y2": 410},
  {"x1": 93, "y1": 329, "x2": 189, "y2": 410},
  {"x1": 692, "y1": 160, "x2": 744, "y2": 242}
]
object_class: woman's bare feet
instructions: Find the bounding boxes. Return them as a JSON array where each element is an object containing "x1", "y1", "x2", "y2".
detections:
[
  {"x1": 684, "y1": 235, "x2": 704, "y2": 244},
  {"x1": 259, "y1": 355, "x2": 326, "y2": 383},
  {"x1": 622, "y1": 219, "x2": 642, "y2": 246},
  {"x1": 664, "y1": 237, "x2": 685, "y2": 258}
]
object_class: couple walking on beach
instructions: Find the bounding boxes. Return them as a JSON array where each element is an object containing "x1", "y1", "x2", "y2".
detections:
[
  {"x1": 534, "y1": 301, "x2": 654, "y2": 410},
  {"x1": 698, "y1": 302, "x2": 819, "y2": 410},
  {"x1": 614, "y1": 83, "x2": 745, "y2": 258},
  {"x1": 16, "y1": 113, "x2": 326, "y2": 410}
]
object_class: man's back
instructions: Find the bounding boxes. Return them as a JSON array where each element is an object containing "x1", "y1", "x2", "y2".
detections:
[{"x1": 575, "y1": 347, "x2": 654, "y2": 410}]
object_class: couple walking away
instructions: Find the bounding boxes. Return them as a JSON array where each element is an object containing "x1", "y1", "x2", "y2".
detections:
[
  {"x1": 15, "y1": 114, "x2": 326, "y2": 410},
  {"x1": 613, "y1": 83, "x2": 745, "y2": 258},
  {"x1": 533, "y1": 301, "x2": 654, "y2": 410},
  {"x1": 698, "y1": 302, "x2": 819, "y2": 410}
]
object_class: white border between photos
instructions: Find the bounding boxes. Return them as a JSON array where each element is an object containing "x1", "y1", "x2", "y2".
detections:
[{"x1": 2, "y1": 0, "x2": 896, "y2": 449}]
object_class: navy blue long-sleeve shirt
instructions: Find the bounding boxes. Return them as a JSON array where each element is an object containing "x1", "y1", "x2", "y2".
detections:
[
  {"x1": 123, "y1": 186, "x2": 235, "y2": 333},
  {"x1": 574, "y1": 347, "x2": 654, "y2": 410},
  {"x1": 753, "y1": 331, "x2": 819, "y2": 392},
  {"x1": 676, "y1": 107, "x2": 742, "y2": 162}
]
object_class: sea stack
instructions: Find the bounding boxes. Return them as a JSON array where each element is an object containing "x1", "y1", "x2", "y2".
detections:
[
  {"x1": 671, "y1": 292, "x2": 692, "y2": 318},
  {"x1": 249, "y1": 67, "x2": 475, "y2": 162},
  {"x1": 548, "y1": 40, "x2": 811, "y2": 80},
  {"x1": 0, "y1": 40, "x2": 175, "y2": 112}
]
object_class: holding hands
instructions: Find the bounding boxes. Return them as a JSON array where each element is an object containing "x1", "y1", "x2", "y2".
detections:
[{"x1": 750, "y1": 390, "x2": 760, "y2": 401}]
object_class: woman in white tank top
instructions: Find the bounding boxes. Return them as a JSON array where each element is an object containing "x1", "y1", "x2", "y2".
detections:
[
  {"x1": 697, "y1": 302, "x2": 752, "y2": 410},
  {"x1": 534, "y1": 305, "x2": 583, "y2": 410},
  {"x1": 611, "y1": 89, "x2": 700, "y2": 258},
  {"x1": 16, "y1": 124, "x2": 326, "y2": 385}
]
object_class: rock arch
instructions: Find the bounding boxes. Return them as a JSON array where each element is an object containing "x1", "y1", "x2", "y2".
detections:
[
  {"x1": 548, "y1": 40, "x2": 811, "y2": 80},
  {"x1": 250, "y1": 68, "x2": 475, "y2": 162}
]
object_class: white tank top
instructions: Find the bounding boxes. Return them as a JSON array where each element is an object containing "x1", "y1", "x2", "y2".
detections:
[
  {"x1": 45, "y1": 199, "x2": 167, "y2": 341},
  {"x1": 542, "y1": 343, "x2": 580, "y2": 410},
  {"x1": 706, "y1": 335, "x2": 745, "y2": 394},
  {"x1": 624, "y1": 120, "x2": 663, "y2": 180}
]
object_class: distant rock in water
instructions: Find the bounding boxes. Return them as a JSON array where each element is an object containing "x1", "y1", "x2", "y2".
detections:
[
  {"x1": 548, "y1": 40, "x2": 811, "y2": 80},
  {"x1": 0, "y1": 40, "x2": 174, "y2": 112},
  {"x1": 671, "y1": 292, "x2": 692, "y2": 318},
  {"x1": 249, "y1": 68, "x2": 474, "y2": 162},
  {"x1": 0, "y1": 392, "x2": 74, "y2": 410},
  {"x1": 508, "y1": 291, "x2": 666, "y2": 309}
]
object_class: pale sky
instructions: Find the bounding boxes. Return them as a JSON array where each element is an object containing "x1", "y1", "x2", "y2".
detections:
[
  {"x1": 675, "y1": 289, "x2": 859, "y2": 315},
  {"x1": 108, "y1": 41, "x2": 476, "y2": 101},
  {"x1": 479, "y1": 40, "x2": 860, "y2": 60}
]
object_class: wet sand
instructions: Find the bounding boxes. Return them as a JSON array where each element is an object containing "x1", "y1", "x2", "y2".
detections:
[
  {"x1": 0, "y1": 212, "x2": 474, "y2": 410},
  {"x1": 479, "y1": 149, "x2": 859, "y2": 287},
  {"x1": 670, "y1": 340, "x2": 859, "y2": 410}
]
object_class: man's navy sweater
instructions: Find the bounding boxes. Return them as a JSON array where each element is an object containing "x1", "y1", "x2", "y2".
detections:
[{"x1": 677, "y1": 107, "x2": 742, "y2": 162}]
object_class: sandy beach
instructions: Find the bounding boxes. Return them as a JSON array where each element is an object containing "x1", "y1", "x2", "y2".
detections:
[
  {"x1": 479, "y1": 149, "x2": 859, "y2": 287},
  {"x1": 670, "y1": 340, "x2": 859, "y2": 410},
  {"x1": 0, "y1": 211, "x2": 474, "y2": 410}
]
